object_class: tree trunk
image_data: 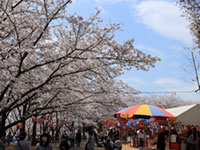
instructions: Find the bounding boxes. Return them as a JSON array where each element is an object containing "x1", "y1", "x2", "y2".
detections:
[
  {"x1": 43, "y1": 122, "x2": 47, "y2": 133},
  {"x1": 55, "y1": 127, "x2": 60, "y2": 141},
  {"x1": 51, "y1": 127, "x2": 55, "y2": 141},
  {"x1": 31, "y1": 121, "x2": 37, "y2": 146},
  {"x1": 55, "y1": 112, "x2": 59, "y2": 141},
  {"x1": 0, "y1": 112, "x2": 6, "y2": 131},
  {"x1": 21, "y1": 118, "x2": 26, "y2": 132}
]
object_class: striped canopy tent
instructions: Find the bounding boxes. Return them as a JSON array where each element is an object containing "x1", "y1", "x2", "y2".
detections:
[{"x1": 115, "y1": 104, "x2": 175, "y2": 121}]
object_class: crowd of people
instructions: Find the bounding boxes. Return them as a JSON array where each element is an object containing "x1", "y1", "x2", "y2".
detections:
[
  {"x1": 0, "y1": 127, "x2": 98, "y2": 150},
  {"x1": 0, "y1": 130, "x2": 57, "y2": 150},
  {"x1": 100, "y1": 128, "x2": 121, "y2": 150},
  {"x1": 131, "y1": 125, "x2": 200, "y2": 150}
]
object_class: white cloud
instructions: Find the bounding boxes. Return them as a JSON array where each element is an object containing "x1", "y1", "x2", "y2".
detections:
[
  {"x1": 134, "y1": 0, "x2": 193, "y2": 46},
  {"x1": 119, "y1": 76, "x2": 146, "y2": 87},
  {"x1": 168, "y1": 45, "x2": 184, "y2": 52},
  {"x1": 154, "y1": 78, "x2": 186, "y2": 89},
  {"x1": 135, "y1": 43, "x2": 164, "y2": 57},
  {"x1": 153, "y1": 77, "x2": 198, "y2": 94},
  {"x1": 153, "y1": 77, "x2": 199, "y2": 101},
  {"x1": 127, "y1": 76, "x2": 146, "y2": 85}
]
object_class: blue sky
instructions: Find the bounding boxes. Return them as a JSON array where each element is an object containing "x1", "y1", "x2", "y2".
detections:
[{"x1": 69, "y1": 0, "x2": 200, "y2": 101}]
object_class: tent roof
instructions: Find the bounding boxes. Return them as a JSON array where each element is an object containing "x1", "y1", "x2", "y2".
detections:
[{"x1": 166, "y1": 104, "x2": 198, "y2": 117}]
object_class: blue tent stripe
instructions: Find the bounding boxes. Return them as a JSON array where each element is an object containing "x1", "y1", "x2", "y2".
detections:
[{"x1": 149, "y1": 105, "x2": 167, "y2": 117}]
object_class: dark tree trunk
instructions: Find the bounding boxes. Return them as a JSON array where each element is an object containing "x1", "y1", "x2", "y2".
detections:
[
  {"x1": 21, "y1": 118, "x2": 26, "y2": 132},
  {"x1": 31, "y1": 121, "x2": 37, "y2": 146},
  {"x1": 51, "y1": 127, "x2": 55, "y2": 141},
  {"x1": 55, "y1": 112, "x2": 59, "y2": 141},
  {"x1": 55, "y1": 127, "x2": 60, "y2": 141},
  {"x1": 43, "y1": 122, "x2": 47, "y2": 133},
  {"x1": 0, "y1": 112, "x2": 7, "y2": 131}
]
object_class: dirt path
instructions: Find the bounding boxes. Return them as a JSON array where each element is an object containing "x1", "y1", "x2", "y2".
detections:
[
  {"x1": 69, "y1": 143, "x2": 138, "y2": 150},
  {"x1": 7, "y1": 142, "x2": 139, "y2": 150}
]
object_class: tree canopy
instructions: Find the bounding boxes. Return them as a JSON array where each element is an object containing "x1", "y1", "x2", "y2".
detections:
[{"x1": 0, "y1": 0, "x2": 160, "y2": 131}]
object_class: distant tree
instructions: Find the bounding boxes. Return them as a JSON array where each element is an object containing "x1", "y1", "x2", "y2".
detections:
[{"x1": 124, "y1": 95, "x2": 193, "y2": 109}]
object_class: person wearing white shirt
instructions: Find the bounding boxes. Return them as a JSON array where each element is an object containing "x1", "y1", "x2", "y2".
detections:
[{"x1": 137, "y1": 129, "x2": 145, "y2": 150}]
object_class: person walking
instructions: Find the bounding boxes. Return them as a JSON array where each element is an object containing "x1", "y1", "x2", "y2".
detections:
[
  {"x1": 35, "y1": 133, "x2": 52, "y2": 150},
  {"x1": 76, "y1": 129, "x2": 82, "y2": 147},
  {"x1": 0, "y1": 130, "x2": 8, "y2": 150},
  {"x1": 86, "y1": 129, "x2": 95, "y2": 150},
  {"x1": 15, "y1": 131, "x2": 30, "y2": 150},
  {"x1": 69, "y1": 130, "x2": 76, "y2": 148}
]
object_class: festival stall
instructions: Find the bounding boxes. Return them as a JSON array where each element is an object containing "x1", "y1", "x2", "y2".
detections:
[
  {"x1": 166, "y1": 104, "x2": 200, "y2": 126},
  {"x1": 114, "y1": 104, "x2": 176, "y2": 149},
  {"x1": 167, "y1": 104, "x2": 200, "y2": 150}
]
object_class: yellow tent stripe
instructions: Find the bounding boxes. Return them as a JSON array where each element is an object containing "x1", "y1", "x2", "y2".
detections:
[
  {"x1": 120, "y1": 114, "x2": 133, "y2": 118},
  {"x1": 134, "y1": 105, "x2": 152, "y2": 116}
]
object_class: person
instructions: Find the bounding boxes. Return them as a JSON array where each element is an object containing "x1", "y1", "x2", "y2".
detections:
[
  {"x1": 35, "y1": 133, "x2": 52, "y2": 150},
  {"x1": 113, "y1": 140, "x2": 122, "y2": 150},
  {"x1": 13, "y1": 130, "x2": 20, "y2": 142},
  {"x1": 0, "y1": 130, "x2": 8, "y2": 150},
  {"x1": 187, "y1": 127, "x2": 198, "y2": 150},
  {"x1": 69, "y1": 130, "x2": 76, "y2": 148},
  {"x1": 192, "y1": 127, "x2": 198, "y2": 150},
  {"x1": 108, "y1": 128, "x2": 114, "y2": 139},
  {"x1": 7, "y1": 132, "x2": 13, "y2": 144},
  {"x1": 103, "y1": 137, "x2": 112, "y2": 150},
  {"x1": 157, "y1": 126, "x2": 166, "y2": 150},
  {"x1": 86, "y1": 128, "x2": 95, "y2": 150},
  {"x1": 137, "y1": 129, "x2": 145, "y2": 150},
  {"x1": 93, "y1": 128, "x2": 100, "y2": 146},
  {"x1": 76, "y1": 129, "x2": 82, "y2": 147},
  {"x1": 113, "y1": 129, "x2": 119, "y2": 140},
  {"x1": 15, "y1": 131, "x2": 30, "y2": 150},
  {"x1": 59, "y1": 135, "x2": 69, "y2": 150}
]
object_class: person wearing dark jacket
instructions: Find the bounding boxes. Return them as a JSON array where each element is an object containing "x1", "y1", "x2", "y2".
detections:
[
  {"x1": 0, "y1": 130, "x2": 8, "y2": 150},
  {"x1": 59, "y1": 135, "x2": 69, "y2": 150},
  {"x1": 35, "y1": 133, "x2": 52, "y2": 150},
  {"x1": 7, "y1": 132, "x2": 13, "y2": 144},
  {"x1": 76, "y1": 129, "x2": 82, "y2": 147},
  {"x1": 157, "y1": 126, "x2": 166, "y2": 150}
]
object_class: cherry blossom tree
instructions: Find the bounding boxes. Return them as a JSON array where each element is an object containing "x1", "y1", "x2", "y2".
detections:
[
  {"x1": 180, "y1": 0, "x2": 200, "y2": 47},
  {"x1": 179, "y1": 1, "x2": 200, "y2": 91},
  {"x1": 0, "y1": 0, "x2": 73, "y2": 129},
  {"x1": 0, "y1": 0, "x2": 160, "y2": 132}
]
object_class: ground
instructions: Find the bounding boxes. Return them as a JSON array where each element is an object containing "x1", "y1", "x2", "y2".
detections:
[
  {"x1": 70, "y1": 144, "x2": 138, "y2": 150},
  {"x1": 7, "y1": 143, "x2": 139, "y2": 150}
]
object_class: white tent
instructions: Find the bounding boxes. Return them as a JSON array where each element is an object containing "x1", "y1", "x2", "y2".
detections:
[{"x1": 166, "y1": 104, "x2": 200, "y2": 126}]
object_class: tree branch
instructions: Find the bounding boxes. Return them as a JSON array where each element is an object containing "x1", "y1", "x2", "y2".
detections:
[
  {"x1": 11, "y1": 0, "x2": 24, "y2": 10},
  {"x1": 33, "y1": 0, "x2": 71, "y2": 46}
]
